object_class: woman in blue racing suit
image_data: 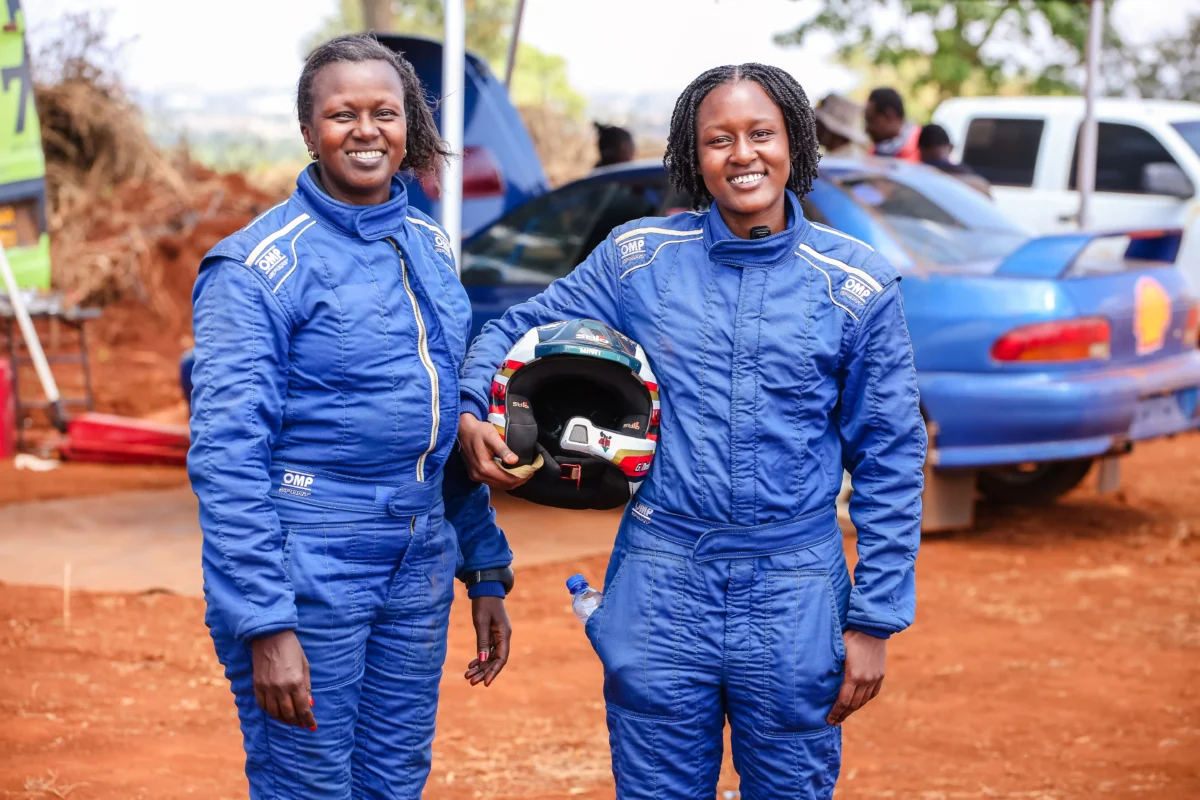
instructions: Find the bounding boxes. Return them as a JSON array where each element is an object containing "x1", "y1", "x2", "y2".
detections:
[
  {"x1": 188, "y1": 34, "x2": 513, "y2": 799},
  {"x1": 457, "y1": 64, "x2": 925, "y2": 799}
]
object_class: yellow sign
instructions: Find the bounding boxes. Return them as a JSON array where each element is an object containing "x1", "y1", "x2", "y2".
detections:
[{"x1": 1134, "y1": 276, "x2": 1171, "y2": 355}]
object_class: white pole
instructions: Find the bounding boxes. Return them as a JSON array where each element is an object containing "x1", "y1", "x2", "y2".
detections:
[
  {"x1": 441, "y1": 0, "x2": 465, "y2": 273},
  {"x1": 63, "y1": 561, "x2": 72, "y2": 631},
  {"x1": 1076, "y1": 0, "x2": 1104, "y2": 230},
  {"x1": 503, "y1": 0, "x2": 527, "y2": 91},
  {"x1": 0, "y1": 240, "x2": 65, "y2": 428}
]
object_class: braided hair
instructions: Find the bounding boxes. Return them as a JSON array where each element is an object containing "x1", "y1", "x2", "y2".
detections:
[
  {"x1": 663, "y1": 64, "x2": 820, "y2": 210},
  {"x1": 297, "y1": 33, "x2": 451, "y2": 177}
]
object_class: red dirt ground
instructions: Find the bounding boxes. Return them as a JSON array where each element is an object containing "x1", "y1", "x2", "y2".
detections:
[{"x1": 2, "y1": 435, "x2": 1199, "y2": 798}]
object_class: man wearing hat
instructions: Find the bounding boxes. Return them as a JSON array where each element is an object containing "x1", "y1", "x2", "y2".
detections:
[{"x1": 814, "y1": 92, "x2": 869, "y2": 159}]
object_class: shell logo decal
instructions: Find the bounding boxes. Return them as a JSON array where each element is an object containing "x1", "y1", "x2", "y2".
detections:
[{"x1": 1134, "y1": 276, "x2": 1171, "y2": 355}]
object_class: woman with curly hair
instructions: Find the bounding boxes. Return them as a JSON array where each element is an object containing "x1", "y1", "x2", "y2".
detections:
[
  {"x1": 457, "y1": 63, "x2": 925, "y2": 799},
  {"x1": 188, "y1": 33, "x2": 513, "y2": 799}
]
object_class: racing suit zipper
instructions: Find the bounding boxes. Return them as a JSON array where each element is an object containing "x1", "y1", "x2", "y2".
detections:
[{"x1": 389, "y1": 239, "x2": 439, "y2": 482}]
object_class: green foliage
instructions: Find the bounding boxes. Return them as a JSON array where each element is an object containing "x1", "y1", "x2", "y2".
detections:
[
  {"x1": 775, "y1": 0, "x2": 1113, "y2": 104},
  {"x1": 1110, "y1": 13, "x2": 1200, "y2": 102},
  {"x1": 303, "y1": 0, "x2": 586, "y2": 119}
]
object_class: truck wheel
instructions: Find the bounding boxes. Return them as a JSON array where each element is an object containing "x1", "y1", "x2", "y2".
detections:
[{"x1": 977, "y1": 459, "x2": 1094, "y2": 505}]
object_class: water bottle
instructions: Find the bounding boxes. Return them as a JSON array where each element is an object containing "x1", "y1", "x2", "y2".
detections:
[{"x1": 566, "y1": 574, "x2": 602, "y2": 624}]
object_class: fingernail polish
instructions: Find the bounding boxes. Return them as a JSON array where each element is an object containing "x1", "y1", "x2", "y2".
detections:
[
  {"x1": 479, "y1": 650, "x2": 488, "y2": 663},
  {"x1": 310, "y1": 725, "x2": 317, "y2": 732},
  {"x1": 309, "y1": 697, "x2": 315, "y2": 707}
]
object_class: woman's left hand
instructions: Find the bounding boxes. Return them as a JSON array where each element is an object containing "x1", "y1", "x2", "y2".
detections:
[
  {"x1": 464, "y1": 596, "x2": 511, "y2": 687},
  {"x1": 826, "y1": 629, "x2": 887, "y2": 725}
]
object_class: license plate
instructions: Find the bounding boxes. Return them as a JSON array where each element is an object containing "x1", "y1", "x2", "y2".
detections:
[{"x1": 1129, "y1": 391, "x2": 1194, "y2": 440}]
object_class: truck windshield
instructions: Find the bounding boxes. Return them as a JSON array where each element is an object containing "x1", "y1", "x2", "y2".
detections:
[{"x1": 1171, "y1": 121, "x2": 1200, "y2": 158}]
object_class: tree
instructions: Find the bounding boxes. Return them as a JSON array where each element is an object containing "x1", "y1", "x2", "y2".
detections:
[
  {"x1": 1111, "y1": 13, "x2": 1200, "y2": 102},
  {"x1": 304, "y1": 0, "x2": 585, "y2": 118},
  {"x1": 775, "y1": 0, "x2": 1116, "y2": 106},
  {"x1": 362, "y1": 0, "x2": 394, "y2": 31}
]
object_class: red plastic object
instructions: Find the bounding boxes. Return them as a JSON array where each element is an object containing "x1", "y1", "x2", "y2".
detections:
[
  {"x1": 60, "y1": 412, "x2": 189, "y2": 466},
  {"x1": 0, "y1": 358, "x2": 13, "y2": 459}
]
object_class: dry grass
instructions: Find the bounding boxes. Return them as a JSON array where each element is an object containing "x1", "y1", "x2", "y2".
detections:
[
  {"x1": 22, "y1": 770, "x2": 85, "y2": 798},
  {"x1": 30, "y1": 12, "x2": 280, "y2": 312}
]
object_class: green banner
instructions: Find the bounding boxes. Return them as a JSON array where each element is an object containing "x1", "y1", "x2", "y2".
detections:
[{"x1": 0, "y1": 0, "x2": 50, "y2": 290}]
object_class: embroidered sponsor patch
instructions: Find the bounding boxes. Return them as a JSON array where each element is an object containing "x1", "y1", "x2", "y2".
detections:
[
  {"x1": 631, "y1": 501, "x2": 653, "y2": 524},
  {"x1": 432, "y1": 232, "x2": 453, "y2": 261},
  {"x1": 279, "y1": 469, "x2": 314, "y2": 498},
  {"x1": 839, "y1": 276, "x2": 873, "y2": 305},
  {"x1": 255, "y1": 245, "x2": 290, "y2": 280},
  {"x1": 618, "y1": 236, "x2": 647, "y2": 264}
]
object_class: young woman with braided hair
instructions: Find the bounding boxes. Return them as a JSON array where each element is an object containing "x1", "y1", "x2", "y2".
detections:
[{"x1": 458, "y1": 63, "x2": 924, "y2": 799}]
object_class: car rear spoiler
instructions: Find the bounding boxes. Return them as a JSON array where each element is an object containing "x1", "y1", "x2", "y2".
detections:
[{"x1": 993, "y1": 228, "x2": 1183, "y2": 280}]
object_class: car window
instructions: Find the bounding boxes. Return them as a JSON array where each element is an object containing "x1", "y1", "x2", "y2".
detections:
[
  {"x1": 463, "y1": 179, "x2": 616, "y2": 282},
  {"x1": 1172, "y1": 121, "x2": 1200, "y2": 158},
  {"x1": 1069, "y1": 122, "x2": 1180, "y2": 194},
  {"x1": 577, "y1": 178, "x2": 668, "y2": 258},
  {"x1": 837, "y1": 174, "x2": 1027, "y2": 266},
  {"x1": 961, "y1": 118, "x2": 1044, "y2": 187}
]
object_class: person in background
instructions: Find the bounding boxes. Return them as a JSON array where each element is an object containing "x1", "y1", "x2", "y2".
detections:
[
  {"x1": 814, "y1": 92, "x2": 869, "y2": 159},
  {"x1": 595, "y1": 122, "x2": 636, "y2": 168},
  {"x1": 864, "y1": 87, "x2": 920, "y2": 161},
  {"x1": 918, "y1": 123, "x2": 992, "y2": 197}
]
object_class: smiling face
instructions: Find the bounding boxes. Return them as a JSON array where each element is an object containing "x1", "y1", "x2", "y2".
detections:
[
  {"x1": 695, "y1": 79, "x2": 791, "y2": 237},
  {"x1": 301, "y1": 59, "x2": 407, "y2": 206}
]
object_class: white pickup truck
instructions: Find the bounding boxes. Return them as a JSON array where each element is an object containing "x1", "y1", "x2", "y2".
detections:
[{"x1": 933, "y1": 97, "x2": 1200, "y2": 289}]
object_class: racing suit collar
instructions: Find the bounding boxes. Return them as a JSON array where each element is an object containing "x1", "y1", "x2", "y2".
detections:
[
  {"x1": 295, "y1": 165, "x2": 410, "y2": 241},
  {"x1": 704, "y1": 190, "x2": 810, "y2": 268}
]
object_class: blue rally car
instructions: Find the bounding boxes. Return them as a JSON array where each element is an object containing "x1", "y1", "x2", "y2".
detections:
[{"x1": 458, "y1": 158, "x2": 1200, "y2": 528}]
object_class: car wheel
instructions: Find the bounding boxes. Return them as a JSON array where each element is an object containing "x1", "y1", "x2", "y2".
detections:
[{"x1": 977, "y1": 459, "x2": 1094, "y2": 505}]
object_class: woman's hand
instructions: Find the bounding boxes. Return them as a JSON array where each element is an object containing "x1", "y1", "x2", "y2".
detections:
[
  {"x1": 251, "y1": 630, "x2": 317, "y2": 730},
  {"x1": 826, "y1": 629, "x2": 886, "y2": 725},
  {"x1": 463, "y1": 597, "x2": 512, "y2": 688},
  {"x1": 459, "y1": 413, "x2": 528, "y2": 490}
]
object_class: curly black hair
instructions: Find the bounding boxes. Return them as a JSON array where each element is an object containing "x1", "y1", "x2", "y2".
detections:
[
  {"x1": 663, "y1": 63, "x2": 820, "y2": 209},
  {"x1": 297, "y1": 33, "x2": 451, "y2": 177}
]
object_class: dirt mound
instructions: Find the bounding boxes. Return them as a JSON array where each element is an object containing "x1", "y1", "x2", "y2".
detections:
[
  {"x1": 14, "y1": 13, "x2": 285, "y2": 425},
  {"x1": 55, "y1": 166, "x2": 279, "y2": 420}
]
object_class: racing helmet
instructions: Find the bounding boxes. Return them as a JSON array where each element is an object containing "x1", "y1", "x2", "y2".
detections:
[{"x1": 488, "y1": 319, "x2": 660, "y2": 510}]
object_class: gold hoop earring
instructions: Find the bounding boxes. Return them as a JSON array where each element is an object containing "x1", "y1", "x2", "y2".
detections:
[{"x1": 309, "y1": 150, "x2": 318, "y2": 161}]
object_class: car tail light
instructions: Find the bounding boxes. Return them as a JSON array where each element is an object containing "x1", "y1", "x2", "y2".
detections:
[
  {"x1": 416, "y1": 147, "x2": 505, "y2": 202},
  {"x1": 462, "y1": 146, "x2": 504, "y2": 199},
  {"x1": 991, "y1": 317, "x2": 1111, "y2": 362},
  {"x1": 1184, "y1": 302, "x2": 1199, "y2": 349}
]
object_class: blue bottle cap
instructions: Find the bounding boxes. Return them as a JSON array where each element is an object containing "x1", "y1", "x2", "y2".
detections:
[{"x1": 566, "y1": 574, "x2": 589, "y2": 594}]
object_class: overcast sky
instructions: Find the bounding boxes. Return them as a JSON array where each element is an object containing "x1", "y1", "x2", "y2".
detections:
[{"x1": 26, "y1": 0, "x2": 1200, "y2": 100}]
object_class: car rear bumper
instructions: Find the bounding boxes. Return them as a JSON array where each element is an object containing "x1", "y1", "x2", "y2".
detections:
[{"x1": 920, "y1": 351, "x2": 1200, "y2": 469}]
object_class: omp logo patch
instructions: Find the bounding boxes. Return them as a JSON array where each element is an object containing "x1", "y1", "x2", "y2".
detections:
[
  {"x1": 432, "y1": 232, "x2": 453, "y2": 260},
  {"x1": 631, "y1": 501, "x2": 653, "y2": 524},
  {"x1": 280, "y1": 470, "x2": 314, "y2": 498},
  {"x1": 840, "y1": 277, "x2": 872, "y2": 305},
  {"x1": 618, "y1": 236, "x2": 646, "y2": 264},
  {"x1": 255, "y1": 245, "x2": 289, "y2": 280}
]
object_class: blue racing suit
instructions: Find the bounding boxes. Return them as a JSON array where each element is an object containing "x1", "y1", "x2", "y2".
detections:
[
  {"x1": 460, "y1": 191, "x2": 925, "y2": 799},
  {"x1": 188, "y1": 166, "x2": 512, "y2": 800}
]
